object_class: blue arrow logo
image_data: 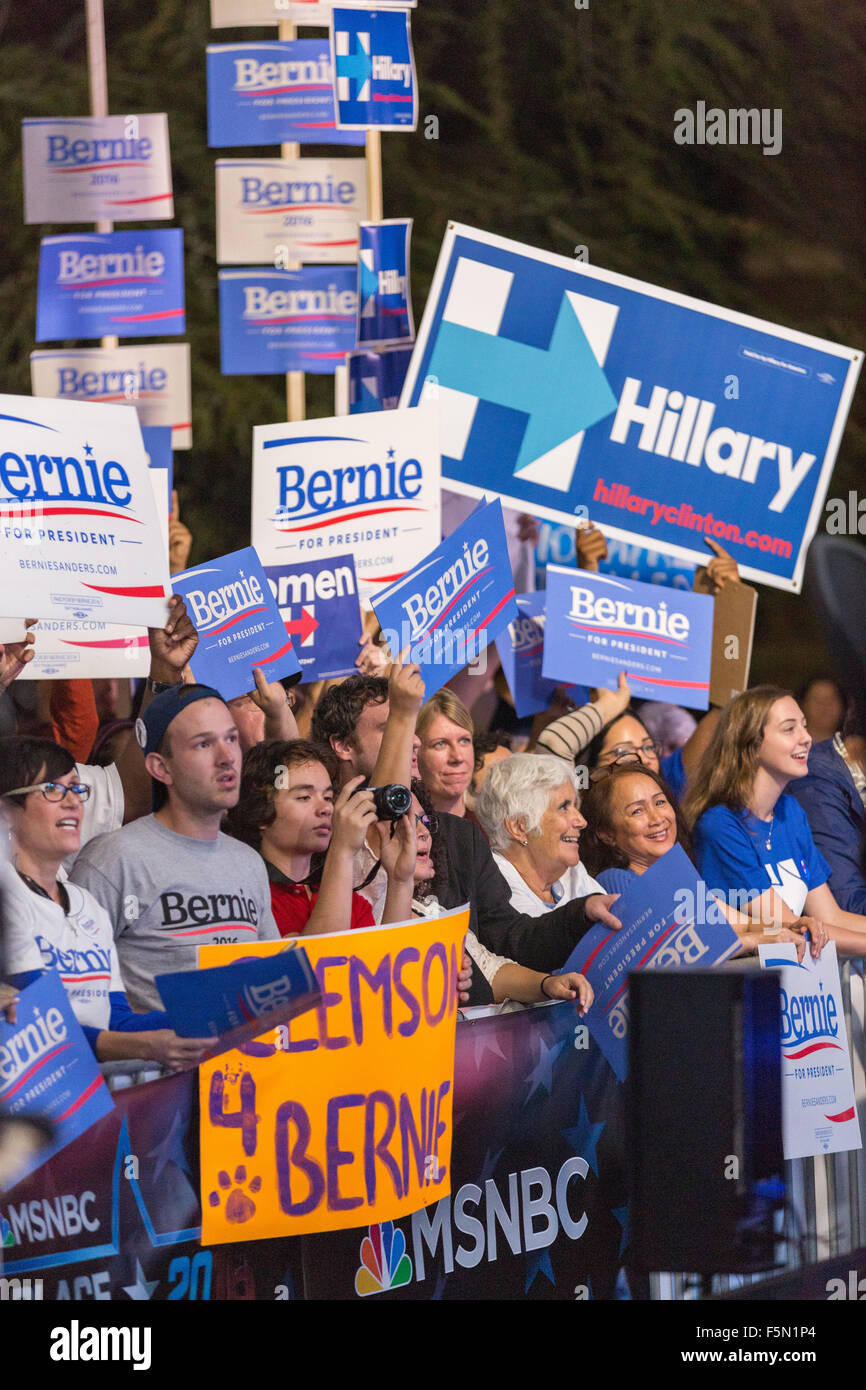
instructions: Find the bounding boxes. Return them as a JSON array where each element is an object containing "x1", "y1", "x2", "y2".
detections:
[
  {"x1": 427, "y1": 294, "x2": 618, "y2": 474},
  {"x1": 335, "y1": 34, "x2": 373, "y2": 94}
]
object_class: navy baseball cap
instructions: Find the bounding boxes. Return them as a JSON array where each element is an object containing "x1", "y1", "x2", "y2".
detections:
[{"x1": 135, "y1": 684, "x2": 228, "y2": 758}]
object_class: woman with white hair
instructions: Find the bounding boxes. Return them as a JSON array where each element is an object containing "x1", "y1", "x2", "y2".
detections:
[{"x1": 476, "y1": 754, "x2": 605, "y2": 914}]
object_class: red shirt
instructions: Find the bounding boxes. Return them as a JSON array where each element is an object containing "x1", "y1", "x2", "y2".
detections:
[{"x1": 268, "y1": 877, "x2": 374, "y2": 938}]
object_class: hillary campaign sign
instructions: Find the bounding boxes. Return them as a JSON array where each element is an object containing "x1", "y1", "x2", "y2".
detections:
[
  {"x1": 348, "y1": 345, "x2": 413, "y2": 412},
  {"x1": 331, "y1": 7, "x2": 418, "y2": 131},
  {"x1": 207, "y1": 42, "x2": 365, "y2": 147},
  {"x1": 22, "y1": 115, "x2": 173, "y2": 224},
  {"x1": 251, "y1": 405, "x2": 440, "y2": 603},
  {"x1": 759, "y1": 942, "x2": 862, "y2": 1161},
  {"x1": 541, "y1": 566, "x2": 714, "y2": 710},
  {"x1": 264, "y1": 553, "x2": 363, "y2": 681},
  {"x1": 30, "y1": 344, "x2": 192, "y2": 450},
  {"x1": 494, "y1": 592, "x2": 588, "y2": 718},
  {"x1": 171, "y1": 546, "x2": 301, "y2": 700},
  {"x1": 0, "y1": 394, "x2": 170, "y2": 627},
  {"x1": 0, "y1": 972, "x2": 114, "y2": 1185},
  {"x1": 219, "y1": 267, "x2": 357, "y2": 375},
  {"x1": 372, "y1": 499, "x2": 518, "y2": 697},
  {"x1": 401, "y1": 224, "x2": 862, "y2": 592},
  {"x1": 563, "y1": 845, "x2": 741, "y2": 1080},
  {"x1": 199, "y1": 910, "x2": 468, "y2": 1241},
  {"x1": 358, "y1": 220, "x2": 414, "y2": 346},
  {"x1": 36, "y1": 231, "x2": 185, "y2": 342},
  {"x1": 216, "y1": 157, "x2": 367, "y2": 264}
]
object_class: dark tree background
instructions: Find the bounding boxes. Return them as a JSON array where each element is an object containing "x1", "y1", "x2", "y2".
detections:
[{"x1": 1, "y1": 0, "x2": 863, "y2": 689}]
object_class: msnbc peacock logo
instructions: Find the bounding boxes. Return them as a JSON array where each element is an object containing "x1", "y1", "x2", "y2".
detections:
[
  {"x1": 1, "y1": 1214, "x2": 14, "y2": 1248},
  {"x1": 354, "y1": 1221, "x2": 412, "y2": 1297}
]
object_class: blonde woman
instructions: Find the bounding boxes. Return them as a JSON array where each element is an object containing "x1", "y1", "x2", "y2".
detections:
[{"x1": 416, "y1": 689, "x2": 476, "y2": 818}]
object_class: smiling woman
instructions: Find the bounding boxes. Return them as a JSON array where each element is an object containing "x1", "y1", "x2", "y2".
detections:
[{"x1": 416, "y1": 690, "x2": 475, "y2": 818}]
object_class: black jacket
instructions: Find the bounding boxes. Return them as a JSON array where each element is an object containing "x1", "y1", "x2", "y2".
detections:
[{"x1": 434, "y1": 813, "x2": 596, "y2": 1001}]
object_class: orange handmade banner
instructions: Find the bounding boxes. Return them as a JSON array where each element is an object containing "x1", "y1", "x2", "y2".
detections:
[{"x1": 199, "y1": 909, "x2": 469, "y2": 1243}]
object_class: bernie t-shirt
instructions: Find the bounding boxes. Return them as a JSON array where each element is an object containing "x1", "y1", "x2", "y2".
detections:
[
  {"x1": 70, "y1": 814, "x2": 280, "y2": 1010},
  {"x1": 692, "y1": 794, "x2": 830, "y2": 916},
  {"x1": 1, "y1": 862, "x2": 123, "y2": 1031}
]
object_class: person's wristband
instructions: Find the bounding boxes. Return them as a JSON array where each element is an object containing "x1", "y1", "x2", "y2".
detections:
[
  {"x1": 149, "y1": 679, "x2": 182, "y2": 695},
  {"x1": 540, "y1": 975, "x2": 555, "y2": 999}
]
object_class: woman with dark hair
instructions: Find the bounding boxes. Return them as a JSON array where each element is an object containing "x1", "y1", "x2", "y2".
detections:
[
  {"x1": 226, "y1": 738, "x2": 416, "y2": 936},
  {"x1": 0, "y1": 736, "x2": 211, "y2": 1070},
  {"x1": 580, "y1": 760, "x2": 814, "y2": 958},
  {"x1": 686, "y1": 687, "x2": 866, "y2": 954}
]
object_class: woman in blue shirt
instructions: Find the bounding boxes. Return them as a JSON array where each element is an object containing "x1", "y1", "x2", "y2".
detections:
[{"x1": 686, "y1": 687, "x2": 866, "y2": 952}]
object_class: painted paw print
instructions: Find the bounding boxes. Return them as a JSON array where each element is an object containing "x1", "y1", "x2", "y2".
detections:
[{"x1": 208, "y1": 1165, "x2": 262, "y2": 1224}]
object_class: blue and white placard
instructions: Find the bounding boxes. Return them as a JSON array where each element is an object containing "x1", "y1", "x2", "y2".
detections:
[
  {"x1": 759, "y1": 942, "x2": 862, "y2": 1161},
  {"x1": 564, "y1": 844, "x2": 741, "y2": 1080},
  {"x1": 331, "y1": 7, "x2": 418, "y2": 131},
  {"x1": 0, "y1": 394, "x2": 170, "y2": 627},
  {"x1": 348, "y1": 344, "x2": 413, "y2": 412},
  {"x1": 541, "y1": 565, "x2": 713, "y2": 710},
  {"x1": 265, "y1": 553, "x2": 362, "y2": 681},
  {"x1": 0, "y1": 973, "x2": 115, "y2": 1185},
  {"x1": 401, "y1": 223, "x2": 862, "y2": 592},
  {"x1": 36, "y1": 231, "x2": 185, "y2": 342},
  {"x1": 22, "y1": 115, "x2": 173, "y2": 224},
  {"x1": 219, "y1": 267, "x2": 357, "y2": 375},
  {"x1": 172, "y1": 546, "x2": 301, "y2": 700},
  {"x1": 207, "y1": 42, "x2": 365, "y2": 147},
  {"x1": 251, "y1": 404, "x2": 440, "y2": 604},
  {"x1": 30, "y1": 344, "x2": 192, "y2": 450},
  {"x1": 494, "y1": 592, "x2": 588, "y2": 718},
  {"x1": 358, "y1": 219, "x2": 413, "y2": 345},
  {"x1": 216, "y1": 157, "x2": 367, "y2": 264},
  {"x1": 371, "y1": 499, "x2": 518, "y2": 696}
]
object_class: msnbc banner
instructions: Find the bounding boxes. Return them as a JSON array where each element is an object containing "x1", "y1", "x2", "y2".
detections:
[
  {"x1": 331, "y1": 7, "x2": 418, "y2": 130},
  {"x1": 541, "y1": 565, "x2": 714, "y2": 710},
  {"x1": 22, "y1": 115, "x2": 173, "y2": 224},
  {"x1": 759, "y1": 942, "x2": 862, "y2": 1161},
  {"x1": 494, "y1": 592, "x2": 587, "y2": 719},
  {"x1": 563, "y1": 845, "x2": 741, "y2": 1080},
  {"x1": 348, "y1": 344, "x2": 413, "y2": 412},
  {"x1": 371, "y1": 498, "x2": 518, "y2": 697},
  {"x1": 0, "y1": 972, "x2": 114, "y2": 1186},
  {"x1": 207, "y1": 42, "x2": 365, "y2": 147},
  {"x1": 358, "y1": 219, "x2": 413, "y2": 346},
  {"x1": 216, "y1": 157, "x2": 367, "y2": 264},
  {"x1": 30, "y1": 344, "x2": 192, "y2": 450},
  {"x1": 36, "y1": 231, "x2": 185, "y2": 342},
  {"x1": 199, "y1": 910, "x2": 469, "y2": 1242},
  {"x1": 400, "y1": 223, "x2": 862, "y2": 592},
  {"x1": 264, "y1": 552, "x2": 363, "y2": 681},
  {"x1": 0, "y1": 394, "x2": 170, "y2": 627},
  {"x1": 219, "y1": 267, "x2": 357, "y2": 375},
  {"x1": 251, "y1": 404, "x2": 440, "y2": 603},
  {"x1": 171, "y1": 546, "x2": 301, "y2": 700}
]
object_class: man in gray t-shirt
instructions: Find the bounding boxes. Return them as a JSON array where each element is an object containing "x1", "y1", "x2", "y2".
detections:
[{"x1": 71, "y1": 684, "x2": 279, "y2": 1011}]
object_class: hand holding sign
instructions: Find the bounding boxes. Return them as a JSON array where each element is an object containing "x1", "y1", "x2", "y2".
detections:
[
  {"x1": 169, "y1": 489, "x2": 193, "y2": 575},
  {"x1": 149, "y1": 594, "x2": 199, "y2": 684},
  {"x1": 585, "y1": 893, "x2": 622, "y2": 932},
  {"x1": 0, "y1": 619, "x2": 37, "y2": 694}
]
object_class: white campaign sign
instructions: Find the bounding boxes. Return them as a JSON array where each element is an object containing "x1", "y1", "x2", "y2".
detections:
[
  {"x1": 216, "y1": 157, "x2": 367, "y2": 264},
  {"x1": 251, "y1": 404, "x2": 440, "y2": 604},
  {"x1": 0, "y1": 395, "x2": 170, "y2": 627},
  {"x1": 22, "y1": 471, "x2": 170, "y2": 679},
  {"x1": 759, "y1": 941, "x2": 862, "y2": 1161},
  {"x1": 210, "y1": 0, "x2": 416, "y2": 22},
  {"x1": 30, "y1": 344, "x2": 192, "y2": 450},
  {"x1": 22, "y1": 115, "x2": 173, "y2": 225}
]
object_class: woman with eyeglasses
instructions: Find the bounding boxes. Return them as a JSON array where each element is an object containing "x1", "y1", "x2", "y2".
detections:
[
  {"x1": 578, "y1": 761, "x2": 821, "y2": 960},
  {"x1": 400, "y1": 781, "x2": 593, "y2": 1013},
  {"x1": 0, "y1": 737, "x2": 212, "y2": 1070}
]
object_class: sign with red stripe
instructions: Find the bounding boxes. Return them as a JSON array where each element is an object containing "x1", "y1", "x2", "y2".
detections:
[{"x1": 22, "y1": 114, "x2": 173, "y2": 224}]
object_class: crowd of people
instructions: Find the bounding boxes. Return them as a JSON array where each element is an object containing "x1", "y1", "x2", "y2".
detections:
[{"x1": 2, "y1": 519, "x2": 866, "y2": 1077}]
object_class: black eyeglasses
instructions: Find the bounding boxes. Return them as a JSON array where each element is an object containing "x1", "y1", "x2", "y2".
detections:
[
  {"x1": 4, "y1": 781, "x2": 92, "y2": 802},
  {"x1": 415, "y1": 812, "x2": 438, "y2": 834},
  {"x1": 589, "y1": 754, "x2": 644, "y2": 784}
]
